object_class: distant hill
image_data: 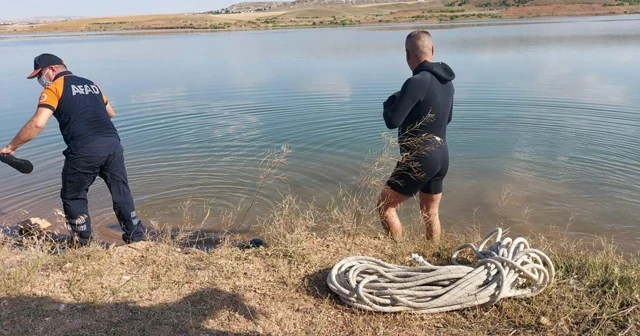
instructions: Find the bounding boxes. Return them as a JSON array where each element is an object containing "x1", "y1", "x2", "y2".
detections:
[
  {"x1": 209, "y1": 0, "x2": 419, "y2": 13},
  {"x1": 206, "y1": 0, "x2": 640, "y2": 13},
  {"x1": 227, "y1": 2, "x2": 285, "y2": 13},
  {"x1": 291, "y1": 0, "x2": 416, "y2": 5},
  {"x1": 5, "y1": 0, "x2": 638, "y2": 34}
]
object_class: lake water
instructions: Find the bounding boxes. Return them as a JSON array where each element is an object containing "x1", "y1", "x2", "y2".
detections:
[{"x1": 1, "y1": 15, "x2": 639, "y2": 252}]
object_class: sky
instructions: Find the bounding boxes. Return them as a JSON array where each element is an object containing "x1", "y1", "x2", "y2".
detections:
[{"x1": 1, "y1": 0, "x2": 245, "y2": 20}]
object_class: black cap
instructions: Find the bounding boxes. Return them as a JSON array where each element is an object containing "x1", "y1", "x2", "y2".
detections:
[{"x1": 27, "y1": 53, "x2": 64, "y2": 79}]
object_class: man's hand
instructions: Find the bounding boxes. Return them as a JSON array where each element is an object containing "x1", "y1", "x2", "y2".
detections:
[
  {"x1": 0, "y1": 146, "x2": 15, "y2": 156},
  {"x1": 106, "y1": 102, "x2": 116, "y2": 118}
]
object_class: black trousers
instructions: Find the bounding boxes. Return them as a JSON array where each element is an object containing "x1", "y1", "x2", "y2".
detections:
[{"x1": 61, "y1": 137, "x2": 145, "y2": 244}]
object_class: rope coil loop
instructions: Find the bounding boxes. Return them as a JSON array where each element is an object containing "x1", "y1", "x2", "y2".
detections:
[{"x1": 327, "y1": 228, "x2": 555, "y2": 313}]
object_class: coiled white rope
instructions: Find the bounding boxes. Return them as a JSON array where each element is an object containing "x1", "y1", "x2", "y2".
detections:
[{"x1": 326, "y1": 228, "x2": 555, "y2": 313}]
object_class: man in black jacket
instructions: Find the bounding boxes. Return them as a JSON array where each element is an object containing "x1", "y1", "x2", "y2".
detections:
[{"x1": 378, "y1": 30, "x2": 455, "y2": 241}]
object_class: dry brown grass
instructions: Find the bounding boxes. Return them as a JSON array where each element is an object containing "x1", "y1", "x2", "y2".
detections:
[
  {"x1": 501, "y1": 3, "x2": 640, "y2": 18},
  {"x1": 25, "y1": 13, "x2": 282, "y2": 33},
  {"x1": 2, "y1": 138, "x2": 639, "y2": 335},
  {"x1": 2, "y1": 217, "x2": 639, "y2": 335}
]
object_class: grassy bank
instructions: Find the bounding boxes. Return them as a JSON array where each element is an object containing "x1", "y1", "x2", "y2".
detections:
[{"x1": 1, "y1": 218, "x2": 639, "y2": 335}]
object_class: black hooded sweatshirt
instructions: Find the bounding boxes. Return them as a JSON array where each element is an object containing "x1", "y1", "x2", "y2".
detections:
[{"x1": 383, "y1": 60, "x2": 455, "y2": 158}]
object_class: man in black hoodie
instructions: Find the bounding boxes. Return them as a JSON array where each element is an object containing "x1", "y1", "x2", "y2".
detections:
[{"x1": 378, "y1": 30, "x2": 455, "y2": 241}]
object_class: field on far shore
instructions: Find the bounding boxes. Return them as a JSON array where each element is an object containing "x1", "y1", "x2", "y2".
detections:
[{"x1": 1, "y1": 1, "x2": 639, "y2": 34}]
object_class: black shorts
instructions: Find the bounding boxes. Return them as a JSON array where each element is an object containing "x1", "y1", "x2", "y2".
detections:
[{"x1": 386, "y1": 149, "x2": 449, "y2": 197}]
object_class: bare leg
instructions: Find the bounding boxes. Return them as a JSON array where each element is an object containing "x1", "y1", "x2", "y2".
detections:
[
  {"x1": 419, "y1": 192, "x2": 442, "y2": 241},
  {"x1": 377, "y1": 187, "x2": 411, "y2": 239}
]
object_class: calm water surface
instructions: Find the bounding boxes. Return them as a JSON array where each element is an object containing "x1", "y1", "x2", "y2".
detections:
[{"x1": 1, "y1": 15, "x2": 638, "y2": 251}]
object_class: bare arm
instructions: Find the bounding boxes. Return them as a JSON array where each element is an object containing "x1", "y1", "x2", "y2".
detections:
[
  {"x1": 106, "y1": 102, "x2": 116, "y2": 118},
  {"x1": 0, "y1": 107, "x2": 54, "y2": 155}
]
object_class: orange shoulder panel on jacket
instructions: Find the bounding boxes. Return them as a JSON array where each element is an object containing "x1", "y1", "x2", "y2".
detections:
[{"x1": 37, "y1": 77, "x2": 65, "y2": 111}]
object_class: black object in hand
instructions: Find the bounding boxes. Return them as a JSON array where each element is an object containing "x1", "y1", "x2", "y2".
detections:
[{"x1": 0, "y1": 154, "x2": 34, "y2": 174}]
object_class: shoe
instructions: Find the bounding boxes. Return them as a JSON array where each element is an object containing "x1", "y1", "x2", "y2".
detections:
[
  {"x1": 233, "y1": 237, "x2": 266, "y2": 250},
  {"x1": 123, "y1": 233, "x2": 147, "y2": 244}
]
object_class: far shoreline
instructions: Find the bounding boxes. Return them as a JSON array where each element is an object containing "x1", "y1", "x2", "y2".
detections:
[{"x1": 1, "y1": 6, "x2": 639, "y2": 39}]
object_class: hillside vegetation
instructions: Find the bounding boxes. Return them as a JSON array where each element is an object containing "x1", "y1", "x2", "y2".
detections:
[{"x1": 1, "y1": 0, "x2": 638, "y2": 34}]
